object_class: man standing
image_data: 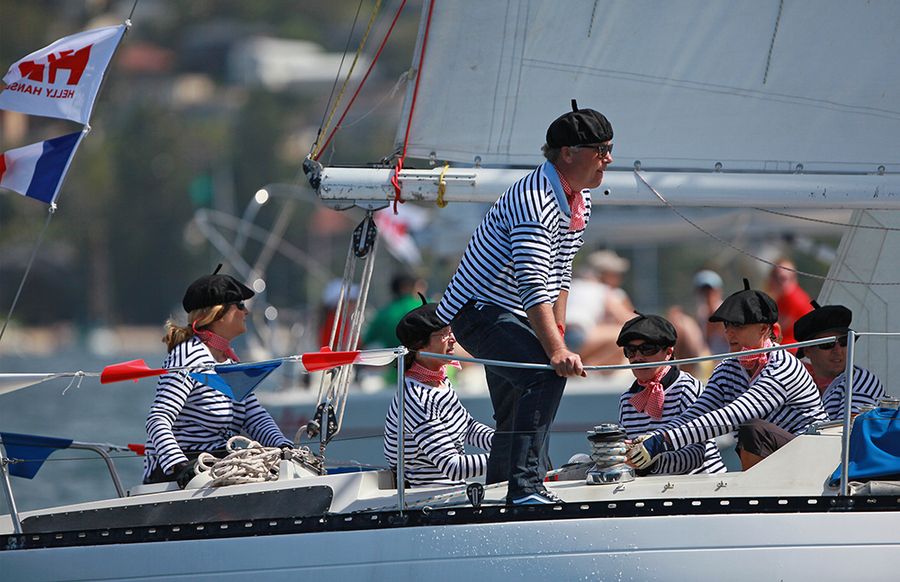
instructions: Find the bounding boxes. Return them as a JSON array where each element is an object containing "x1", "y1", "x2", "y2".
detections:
[
  {"x1": 436, "y1": 101, "x2": 613, "y2": 505},
  {"x1": 793, "y1": 301, "x2": 885, "y2": 420}
]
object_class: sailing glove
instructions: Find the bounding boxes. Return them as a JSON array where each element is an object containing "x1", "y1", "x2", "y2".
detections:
[
  {"x1": 174, "y1": 460, "x2": 197, "y2": 489},
  {"x1": 627, "y1": 433, "x2": 673, "y2": 469}
]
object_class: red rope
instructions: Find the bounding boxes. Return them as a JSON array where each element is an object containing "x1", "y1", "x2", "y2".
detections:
[
  {"x1": 314, "y1": 0, "x2": 410, "y2": 162},
  {"x1": 391, "y1": 0, "x2": 436, "y2": 213}
]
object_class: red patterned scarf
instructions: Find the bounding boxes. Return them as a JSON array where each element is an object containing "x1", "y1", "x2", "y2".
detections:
[
  {"x1": 193, "y1": 320, "x2": 239, "y2": 362},
  {"x1": 629, "y1": 365, "x2": 671, "y2": 420},
  {"x1": 555, "y1": 167, "x2": 584, "y2": 232},
  {"x1": 406, "y1": 360, "x2": 462, "y2": 384}
]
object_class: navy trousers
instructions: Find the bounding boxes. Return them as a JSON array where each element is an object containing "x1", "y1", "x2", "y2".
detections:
[{"x1": 451, "y1": 301, "x2": 566, "y2": 499}]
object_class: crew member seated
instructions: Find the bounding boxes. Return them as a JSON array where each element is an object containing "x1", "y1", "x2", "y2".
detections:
[
  {"x1": 627, "y1": 279, "x2": 827, "y2": 471},
  {"x1": 793, "y1": 301, "x2": 885, "y2": 420},
  {"x1": 383, "y1": 297, "x2": 494, "y2": 487},
  {"x1": 616, "y1": 312, "x2": 725, "y2": 475},
  {"x1": 143, "y1": 266, "x2": 292, "y2": 488}
]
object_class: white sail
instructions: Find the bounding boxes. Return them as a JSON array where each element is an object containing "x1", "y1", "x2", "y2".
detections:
[{"x1": 397, "y1": 0, "x2": 899, "y2": 172}]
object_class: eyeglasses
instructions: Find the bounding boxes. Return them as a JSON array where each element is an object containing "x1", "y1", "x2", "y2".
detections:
[
  {"x1": 815, "y1": 335, "x2": 849, "y2": 350},
  {"x1": 431, "y1": 329, "x2": 454, "y2": 341},
  {"x1": 623, "y1": 343, "x2": 662, "y2": 359},
  {"x1": 226, "y1": 301, "x2": 246, "y2": 311},
  {"x1": 580, "y1": 143, "x2": 613, "y2": 156}
]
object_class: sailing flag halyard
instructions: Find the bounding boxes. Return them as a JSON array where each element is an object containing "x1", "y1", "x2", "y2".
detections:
[
  {"x1": 0, "y1": 131, "x2": 83, "y2": 204},
  {"x1": 0, "y1": 24, "x2": 127, "y2": 124}
]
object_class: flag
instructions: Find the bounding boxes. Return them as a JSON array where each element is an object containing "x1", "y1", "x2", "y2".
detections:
[
  {"x1": 0, "y1": 25, "x2": 126, "y2": 124},
  {"x1": 0, "y1": 131, "x2": 83, "y2": 204},
  {"x1": 0, "y1": 432, "x2": 73, "y2": 479},
  {"x1": 374, "y1": 205, "x2": 430, "y2": 266},
  {"x1": 190, "y1": 361, "x2": 283, "y2": 402}
]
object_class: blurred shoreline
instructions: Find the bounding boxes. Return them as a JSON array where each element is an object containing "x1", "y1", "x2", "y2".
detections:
[{"x1": 0, "y1": 325, "x2": 163, "y2": 359}]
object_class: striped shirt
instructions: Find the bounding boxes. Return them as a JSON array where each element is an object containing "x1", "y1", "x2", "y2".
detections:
[
  {"x1": 821, "y1": 365, "x2": 885, "y2": 420},
  {"x1": 143, "y1": 337, "x2": 291, "y2": 480},
  {"x1": 664, "y1": 347, "x2": 828, "y2": 450},
  {"x1": 436, "y1": 162, "x2": 590, "y2": 323},
  {"x1": 383, "y1": 377, "x2": 494, "y2": 487},
  {"x1": 619, "y1": 368, "x2": 726, "y2": 475}
]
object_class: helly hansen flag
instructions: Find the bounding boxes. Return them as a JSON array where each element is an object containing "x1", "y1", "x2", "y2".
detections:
[
  {"x1": 0, "y1": 25, "x2": 126, "y2": 124},
  {"x1": 0, "y1": 132, "x2": 83, "y2": 204}
]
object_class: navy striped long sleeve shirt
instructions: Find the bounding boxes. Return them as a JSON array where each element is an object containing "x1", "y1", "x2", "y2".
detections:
[
  {"x1": 383, "y1": 378, "x2": 494, "y2": 487},
  {"x1": 143, "y1": 337, "x2": 291, "y2": 480},
  {"x1": 436, "y1": 163, "x2": 589, "y2": 323},
  {"x1": 821, "y1": 365, "x2": 885, "y2": 420},
  {"x1": 664, "y1": 348, "x2": 828, "y2": 450},
  {"x1": 619, "y1": 367, "x2": 726, "y2": 475}
]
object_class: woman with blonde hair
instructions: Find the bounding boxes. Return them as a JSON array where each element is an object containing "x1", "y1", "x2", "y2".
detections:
[{"x1": 143, "y1": 265, "x2": 292, "y2": 488}]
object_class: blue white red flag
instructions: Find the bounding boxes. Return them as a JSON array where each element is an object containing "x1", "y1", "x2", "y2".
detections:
[
  {"x1": 0, "y1": 25, "x2": 126, "y2": 124},
  {"x1": 0, "y1": 131, "x2": 83, "y2": 204}
]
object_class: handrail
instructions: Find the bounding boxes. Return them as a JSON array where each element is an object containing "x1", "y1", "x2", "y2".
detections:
[
  {"x1": 0, "y1": 436, "x2": 135, "y2": 533},
  {"x1": 413, "y1": 335, "x2": 874, "y2": 500}
]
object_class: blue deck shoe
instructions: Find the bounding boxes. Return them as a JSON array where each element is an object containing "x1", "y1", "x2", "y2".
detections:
[{"x1": 508, "y1": 489, "x2": 562, "y2": 505}]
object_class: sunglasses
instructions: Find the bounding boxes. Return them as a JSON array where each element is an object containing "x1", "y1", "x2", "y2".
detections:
[
  {"x1": 580, "y1": 143, "x2": 613, "y2": 156},
  {"x1": 430, "y1": 329, "x2": 454, "y2": 341},
  {"x1": 226, "y1": 301, "x2": 247, "y2": 311},
  {"x1": 623, "y1": 343, "x2": 663, "y2": 359},
  {"x1": 815, "y1": 335, "x2": 849, "y2": 350}
]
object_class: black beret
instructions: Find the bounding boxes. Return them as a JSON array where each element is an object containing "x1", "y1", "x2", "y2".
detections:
[
  {"x1": 793, "y1": 302, "x2": 852, "y2": 357},
  {"x1": 182, "y1": 265, "x2": 254, "y2": 313},
  {"x1": 396, "y1": 300, "x2": 447, "y2": 348},
  {"x1": 709, "y1": 279, "x2": 778, "y2": 325},
  {"x1": 546, "y1": 99, "x2": 613, "y2": 149},
  {"x1": 616, "y1": 313, "x2": 677, "y2": 347}
]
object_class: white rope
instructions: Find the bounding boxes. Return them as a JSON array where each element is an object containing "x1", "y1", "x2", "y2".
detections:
[{"x1": 197, "y1": 436, "x2": 316, "y2": 487}]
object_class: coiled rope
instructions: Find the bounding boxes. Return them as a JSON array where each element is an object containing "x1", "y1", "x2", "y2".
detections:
[{"x1": 197, "y1": 436, "x2": 317, "y2": 487}]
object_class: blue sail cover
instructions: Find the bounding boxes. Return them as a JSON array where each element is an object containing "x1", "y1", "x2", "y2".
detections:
[
  {"x1": 0, "y1": 432, "x2": 74, "y2": 479},
  {"x1": 829, "y1": 407, "x2": 900, "y2": 487}
]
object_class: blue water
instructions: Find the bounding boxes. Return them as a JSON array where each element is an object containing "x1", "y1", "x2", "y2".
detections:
[{"x1": 0, "y1": 349, "x2": 737, "y2": 515}]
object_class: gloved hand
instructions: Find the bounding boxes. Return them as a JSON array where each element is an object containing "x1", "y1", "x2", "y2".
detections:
[
  {"x1": 173, "y1": 460, "x2": 197, "y2": 489},
  {"x1": 627, "y1": 433, "x2": 673, "y2": 469}
]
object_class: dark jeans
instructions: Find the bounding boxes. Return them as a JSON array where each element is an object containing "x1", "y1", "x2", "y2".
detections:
[{"x1": 451, "y1": 301, "x2": 566, "y2": 499}]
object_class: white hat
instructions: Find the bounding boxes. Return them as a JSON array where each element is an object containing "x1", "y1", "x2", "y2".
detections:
[{"x1": 588, "y1": 250, "x2": 629, "y2": 273}]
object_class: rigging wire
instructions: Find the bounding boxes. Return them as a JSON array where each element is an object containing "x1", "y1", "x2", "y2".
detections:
[
  {"x1": 756, "y1": 207, "x2": 900, "y2": 231},
  {"x1": 634, "y1": 170, "x2": 900, "y2": 286},
  {"x1": 390, "y1": 0, "x2": 437, "y2": 213},
  {"x1": 311, "y1": 0, "x2": 385, "y2": 160},
  {"x1": 312, "y1": 0, "x2": 410, "y2": 159}
]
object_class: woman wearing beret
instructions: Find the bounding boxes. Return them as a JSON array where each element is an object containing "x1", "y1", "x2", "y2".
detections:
[
  {"x1": 629, "y1": 280, "x2": 827, "y2": 471},
  {"x1": 383, "y1": 299, "x2": 494, "y2": 487},
  {"x1": 616, "y1": 313, "x2": 725, "y2": 475},
  {"x1": 143, "y1": 266, "x2": 292, "y2": 488}
]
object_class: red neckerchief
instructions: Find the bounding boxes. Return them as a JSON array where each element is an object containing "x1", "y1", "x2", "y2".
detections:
[
  {"x1": 406, "y1": 360, "x2": 462, "y2": 384},
  {"x1": 738, "y1": 338, "x2": 773, "y2": 382},
  {"x1": 554, "y1": 167, "x2": 584, "y2": 232},
  {"x1": 193, "y1": 320, "x2": 239, "y2": 362},
  {"x1": 629, "y1": 365, "x2": 671, "y2": 420}
]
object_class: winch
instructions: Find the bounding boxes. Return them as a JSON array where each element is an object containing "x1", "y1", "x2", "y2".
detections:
[{"x1": 586, "y1": 423, "x2": 635, "y2": 485}]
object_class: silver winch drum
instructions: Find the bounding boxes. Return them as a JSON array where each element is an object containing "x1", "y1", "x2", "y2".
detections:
[{"x1": 586, "y1": 423, "x2": 635, "y2": 485}]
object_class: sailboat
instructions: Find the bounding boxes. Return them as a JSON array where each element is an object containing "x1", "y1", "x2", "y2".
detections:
[{"x1": 3, "y1": 1, "x2": 900, "y2": 579}]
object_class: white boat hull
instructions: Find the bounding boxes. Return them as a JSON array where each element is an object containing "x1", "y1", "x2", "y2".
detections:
[{"x1": 3, "y1": 511, "x2": 897, "y2": 581}]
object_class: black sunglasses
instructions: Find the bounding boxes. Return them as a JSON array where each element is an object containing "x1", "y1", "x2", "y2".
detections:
[
  {"x1": 623, "y1": 343, "x2": 662, "y2": 359},
  {"x1": 815, "y1": 335, "x2": 849, "y2": 350},
  {"x1": 581, "y1": 143, "x2": 613, "y2": 156},
  {"x1": 226, "y1": 301, "x2": 246, "y2": 311}
]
